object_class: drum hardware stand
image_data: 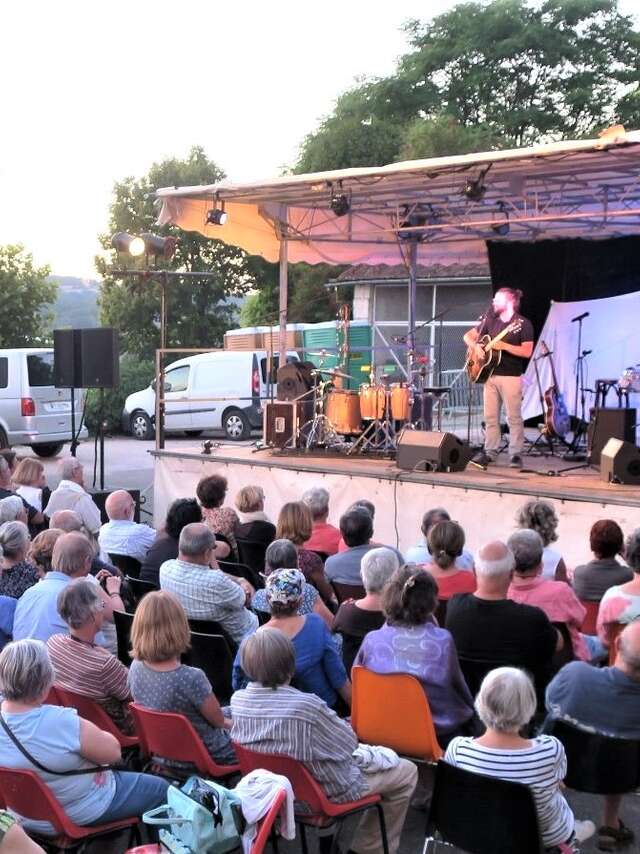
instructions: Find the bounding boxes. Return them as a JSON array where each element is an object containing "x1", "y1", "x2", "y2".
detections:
[
  {"x1": 348, "y1": 375, "x2": 396, "y2": 455},
  {"x1": 298, "y1": 373, "x2": 343, "y2": 450}
]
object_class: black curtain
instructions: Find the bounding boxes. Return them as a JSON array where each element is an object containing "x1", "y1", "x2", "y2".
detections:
[{"x1": 487, "y1": 236, "x2": 640, "y2": 337}]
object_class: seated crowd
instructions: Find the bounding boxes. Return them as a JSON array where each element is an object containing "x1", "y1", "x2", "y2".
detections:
[{"x1": 0, "y1": 457, "x2": 636, "y2": 852}]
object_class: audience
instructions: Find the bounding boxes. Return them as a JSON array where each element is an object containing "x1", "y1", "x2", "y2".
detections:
[
  {"x1": 50, "y1": 510, "x2": 120, "y2": 578},
  {"x1": 406, "y1": 507, "x2": 475, "y2": 570},
  {"x1": 129, "y1": 591, "x2": 236, "y2": 771},
  {"x1": 0, "y1": 593, "x2": 15, "y2": 651},
  {"x1": 422, "y1": 521, "x2": 476, "y2": 600},
  {"x1": 0, "y1": 522, "x2": 40, "y2": 599},
  {"x1": 159, "y1": 523, "x2": 258, "y2": 645},
  {"x1": 336, "y1": 499, "x2": 378, "y2": 552},
  {"x1": 28, "y1": 528, "x2": 64, "y2": 575},
  {"x1": 325, "y1": 507, "x2": 375, "y2": 586},
  {"x1": 0, "y1": 811, "x2": 44, "y2": 852},
  {"x1": 231, "y1": 628, "x2": 417, "y2": 854},
  {"x1": 507, "y1": 529, "x2": 589, "y2": 661},
  {"x1": 573, "y1": 519, "x2": 633, "y2": 603},
  {"x1": 302, "y1": 487, "x2": 341, "y2": 555},
  {"x1": 139, "y1": 498, "x2": 202, "y2": 587},
  {"x1": 234, "y1": 485, "x2": 275, "y2": 547},
  {"x1": 446, "y1": 541, "x2": 559, "y2": 700},
  {"x1": 98, "y1": 490, "x2": 156, "y2": 563},
  {"x1": 0, "y1": 450, "x2": 18, "y2": 478},
  {"x1": 13, "y1": 459, "x2": 48, "y2": 514},
  {"x1": 47, "y1": 579, "x2": 133, "y2": 734},
  {"x1": 355, "y1": 565, "x2": 475, "y2": 745},
  {"x1": 332, "y1": 547, "x2": 399, "y2": 671},
  {"x1": 235, "y1": 569, "x2": 350, "y2": 711},
  {"x1": 251, "y1": 539, "x2": 334, "y2": 628},
  {"x1": 0, "y1": 458, "x2": 43, "y2": 530},
  {"x1": 44, "y1": 458, "x2": 101, "y2": 535},
  {"x1": 197, "y1": 475, "x2": 238, "y2": 560},
  {"x1": 546, "y1": 621, "x2": 640, "y2": 850},
  {"x1": 0, "y1": 497, "x2": 27, "y2": 526},
  {"x1": 597, "y1": 528, "x2": 640, "y2": 647},
  {"x1": 276, "y1": 502, "x2": 334, "y2": 604},
  {"x1": 446, "y1": 667, "x2": 594, "y2": 849},
  {"x1": 0, "y1": 640, "x2": 168, "y2": 833},
  {"x1": 516, "y1": 499, "x2": 568, "y2": 582}
]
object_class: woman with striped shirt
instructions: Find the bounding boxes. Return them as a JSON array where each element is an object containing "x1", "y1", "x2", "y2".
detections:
[{"x1": 445, "y1": 668, "x2": 594, "y2": 851}]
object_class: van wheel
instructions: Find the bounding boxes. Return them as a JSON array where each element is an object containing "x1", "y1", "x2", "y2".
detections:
[
  {"x1": 32, "y1": 442, "x2": 64, "y2": 458},
  {"x1": 130, "y1": 411, "x2": 153, "y2": 440},
  {"x1": 223, "y1": 409, "x2": 251, "y2": 441},
  {"x1": 184, "y1": 430, "x2": 203, "y2": 438}
]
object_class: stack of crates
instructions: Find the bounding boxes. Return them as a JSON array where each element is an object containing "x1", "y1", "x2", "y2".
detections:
[{"x1": 302, "y1": 321, "x2": 372, "y2": 390}]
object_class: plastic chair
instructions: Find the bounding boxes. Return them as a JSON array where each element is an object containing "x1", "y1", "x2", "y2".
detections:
[
  {"x1": 252, "y1": 788, "x2": 287, "y2": 854},
  {"x1": 351, "y1": 667, "x2": 443, "y2": 762},
  {"x1": 424, "y1": 760, "x2": 545, "y2": 854},
  {"x1": 113, "y1": 610, "x2": 134, "y2": 667},
  {"x1": 458, "y1": 657, "x2": 496, "y2": 698},
  {"x1": 551, "y1": 622, "x2": 575, "y2": 670},
  {"x1": 54, "y1": 685, "x2": 138, "y2": 749},
  {"x1": 544, "y1": 718, "x2": 640, "y2": 794},
  {"x1": 219, "y1": 559, "x2": 265, "y2": 590},
  {"x1": 129, "y1": 703, "x2": 240, "y2": 781},
  {"x1": 236, "y1": 538, "x2": 269, "y2": 574},
  {"x1": 579, "y1": 599, "x2": 600, "y2": 635},
  {"x1": 125, "y1": 576, "x2": 157, "y2": 609},
  {"x1": 331, "y1": 581, "x2": 366, "y2": 603},
  {"x1": 187, "y1": 617, "x2": 236, "y2": 651},
  {"x1": 0, "y1": 767, "x2": 140, "y2": 851},
  {"x1": 108, "y1": 553, "x2": 142, "y2": 580},
  {"x1": 232, "y1": 742, "x2": 388, "y2": 854},
  {"x1": 182, "y1": 632, "x2": 234, "y2": 704}
]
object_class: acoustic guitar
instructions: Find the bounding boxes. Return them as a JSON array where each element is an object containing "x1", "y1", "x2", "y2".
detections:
[
  {"x1": 541, "y1": 340, "x2": 571, "y2": 437},
  {"x1": 465, "y1": 319, "x2": 523, "y2": 384}
]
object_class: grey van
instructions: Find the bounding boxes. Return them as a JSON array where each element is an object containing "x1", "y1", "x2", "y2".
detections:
[{"x1": 0, "y1": 348, "x2": 87, "y2": 456}]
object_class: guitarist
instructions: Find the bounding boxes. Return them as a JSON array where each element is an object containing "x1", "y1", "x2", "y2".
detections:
[{"x1": 463, "y1": 287, "x2": 534, "y2": 469}]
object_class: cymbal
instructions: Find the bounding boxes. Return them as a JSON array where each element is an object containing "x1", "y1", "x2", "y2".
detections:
[{"x1": 317, "y1": 368, "x2": 354, "y2": 380}]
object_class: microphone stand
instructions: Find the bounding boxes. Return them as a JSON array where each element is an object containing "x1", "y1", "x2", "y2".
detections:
[{"x1": 563, "y1": 311, "x2": 590, "y2": 462}]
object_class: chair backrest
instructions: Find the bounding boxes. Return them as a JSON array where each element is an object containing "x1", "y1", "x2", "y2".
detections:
[
  {"x1": 54, "y1": 686, "x2": 138, "y2": 748},
  {"x1": 458, "y1": 658, "x2": 496, "y2": 699},
  {"x1": 108, "y1": 553, "x2": 142, "y2": 579},
  {"x1": 219, "y1": 560, "x2": 264, "y2": 590},
  {"x1": 183, "y1": 632, "x2": 234, "y2": 704},
  {"x1": 434, "y1": 598, "x2": 448, "y2": 628},
  {"x1": 0, "y1": 767, "x2": 78, "y2": 838},
  {"x1": 251, "y1": 788, "x2": 287, "y2": 854},
  {"x1": 551, "y1": 622, "x2": 575, "y2": 670},
  {"x1": 113, "y1": 610, "x2": 134, "y2": 667},
  {"x1": 544, "y1": 718, "x2": 640, "y2": 794},
  {"x1": 608, "y1": 622, "x2": 624, "y2": 666},
  {"x1": 579, "y1": 599, "x2": 599, "y2": 635},
  {"x1": 125, "y1": 576, "x2": 158, "y2": 609},
  {"x1": 187, "y1": 618, "x2": 236, "y2": 651},
  {"x1": 236, "y1": 538, "x2": 268, "y2": 574},
  {"x1": 331, "y1": 581, "x2": 366, "y2": 604},
  {"x1": 351, "y1": 667, "x2": 443, "y2": 761},
  {"x1": 426, "y1": 760, "x2": 544, "y2": 854}
]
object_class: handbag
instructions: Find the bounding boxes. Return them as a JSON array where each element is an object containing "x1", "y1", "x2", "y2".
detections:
[{"x1": 143, "y1": 776, "x2": 242, "y2": 854}]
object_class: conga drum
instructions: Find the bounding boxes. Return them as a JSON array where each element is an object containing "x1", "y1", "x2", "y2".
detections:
[
  {"x1": 390, "y1": 384, "x2": 412, "y2": 421},
  {"x1": 359, "y1": 384, "x2": 385, "y2": 420},
  {"x1": 325, "y1": 389, "x2": 362, "y2": 434}
]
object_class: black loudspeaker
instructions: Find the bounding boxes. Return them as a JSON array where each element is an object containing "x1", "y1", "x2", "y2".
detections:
[
  {"x1": 600, "y1": 438, "x2": 640, "y2": 485},
  {"x1": 90, "y1": 488, "x2": 141, "y2": 523},
  {"x1": 587, "y1": 407, "x2": 636, "y2": 465},
  {"x1": 276, "y1": 361, "x2": 315, "y2": 401},
  {"x1": 396, "y1": 430, "x2": 473, "y2": 472},
  {"x1": 264, "y1": 401, "x2": 302, "y2": 449},
  {"x1": 54, "y1": 328, "x2": 119, "y2": 389},
  {"x1": 53, "y1": 329, "x2": 81, "y2": 388}
]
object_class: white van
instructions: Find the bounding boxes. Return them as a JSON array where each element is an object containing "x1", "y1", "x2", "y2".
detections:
[
  {"x1": 0, "y1": 348, "x2": 87, "y2": 456},
  {"x1": 122, "y1": 350, "x2": 299, "y2": 441}
]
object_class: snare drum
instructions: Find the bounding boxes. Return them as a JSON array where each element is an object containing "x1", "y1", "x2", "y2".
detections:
[
  {"x1": 325, "y1": 389, "x2": 362, "y2": 434},
  {"x1": 390, "y1": 384, "x2": 412, "y2": 421},
  {"x1": 359, "y1": 384, "x2": 385, "y2": 420}
]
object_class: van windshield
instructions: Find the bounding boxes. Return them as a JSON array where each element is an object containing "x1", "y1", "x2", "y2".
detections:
[{"x1": 27, "y1": 353, "x2": 55, "y2": 387}]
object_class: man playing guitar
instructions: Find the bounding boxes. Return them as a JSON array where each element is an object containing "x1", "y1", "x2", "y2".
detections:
[{"x1": 463, "y1": 287, "x2": 534, "y2": 468}]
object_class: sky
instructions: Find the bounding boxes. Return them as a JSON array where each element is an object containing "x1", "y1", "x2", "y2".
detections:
[{"x1": 1, "y1": 0, "x2": 637, "y2": 278}]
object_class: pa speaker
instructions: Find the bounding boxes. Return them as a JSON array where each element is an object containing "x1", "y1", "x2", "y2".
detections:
[
  {"x1": 276, "y1": 361, "x2": 316, "y2": 401},
  {"x1": 587, "y1": 407, "x2": 636, "y2": 466},
  {"x1": 53, "y1": 329, "x2": 82, "y2": 388},
  {"x1": 600, "y1": 438, "x2": 640, "y2": 485},
  {"x1": 79, "y1": 328, "x2": 119, "y2": 388},
  {"x1": 396, "y1": 430, "x2": 473, "y2": 472}
]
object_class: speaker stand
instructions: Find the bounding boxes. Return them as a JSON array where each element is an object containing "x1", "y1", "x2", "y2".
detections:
[{"x1": 70, "y1": 387, "x2": 78, "y2": 457}]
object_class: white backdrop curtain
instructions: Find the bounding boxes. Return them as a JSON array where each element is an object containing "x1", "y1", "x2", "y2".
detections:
[{"x1": 522, "y1": 291, "x2": 640, "y2": 435}]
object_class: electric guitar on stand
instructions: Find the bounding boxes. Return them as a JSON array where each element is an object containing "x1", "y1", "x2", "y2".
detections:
[
  {"x1": 541, "y1": 340, "x2": 571, "y2": 438},
  {"x1": 465, "y1": 319, "x2": 523, "y2": 384}
]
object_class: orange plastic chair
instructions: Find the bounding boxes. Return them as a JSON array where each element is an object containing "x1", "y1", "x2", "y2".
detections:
[
  {"x1": 608, "y1": 622, "x2": 624, "y2": 666},
  {"x1": 579, "y1": 600, "x2": 600, "y2": 636},
  {"x1": 54, "y1": 685, "x2": 139, "y2": 749},
  {"x1": 351, "y1": 666, "x2": 443, "y2": 762}
]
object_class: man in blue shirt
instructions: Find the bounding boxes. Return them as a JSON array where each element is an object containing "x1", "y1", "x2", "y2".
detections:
[
  {"x1": 325, "y1": 508, "x2": 402, "y2": 587},
  {"x1": 545, "y1": 621, "x2": 640, "y2": 851}
]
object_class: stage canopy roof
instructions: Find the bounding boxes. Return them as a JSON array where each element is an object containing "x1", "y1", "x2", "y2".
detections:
[{"x1": 156, "y1": 126, "x2": 640, "y2": 268}]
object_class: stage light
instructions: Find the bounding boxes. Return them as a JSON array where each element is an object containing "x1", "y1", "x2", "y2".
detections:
[
  {"x1": 398, "y1": 204, "x2": 431, "y2": 241},
  {"x1": 206, "y1": 207, "x2": 228, "y2": 226},
  {"x1": 491, "y1": 201, "x2": 510, "y2": 236},
  {"x1": 111, "y1": 232, "x2": 144, "y2": 255},
  {"x1": 138, "y1": 233, "x2": 178, "y2": 258},
  {"x1": 462, "y1": 177, "x2": 486, "y2": 201},
  {"x1": 330, "y1": 192, "x2": 350, "y2": 217},
  {"x1": 129, "y1": 237, "x2": 146, "y2": 256}
]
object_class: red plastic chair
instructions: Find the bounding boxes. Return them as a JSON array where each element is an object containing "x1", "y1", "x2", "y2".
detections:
[
  {"x1": 0, "y1": 767, "x2": 140, "y2": 850},
  {"x1": 579, "y1": 599, "x2": 600, "y2": 636},
  {"x1": 252, "y1": 787, "x2": 287, "y2": 854},
  {"x1": 54, "y1": 685, "x2": 139, "y2": 749},
  {"x1": 232, "y1": 742, "x2": 388, "y2": 854},
  {"x1": 130, "y1": 703, "x2": 240, "y2": 781}
]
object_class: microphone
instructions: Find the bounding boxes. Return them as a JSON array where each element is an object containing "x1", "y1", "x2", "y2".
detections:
[{"x1": 571, "y1": 311, "x2": 589, "y2": 323}]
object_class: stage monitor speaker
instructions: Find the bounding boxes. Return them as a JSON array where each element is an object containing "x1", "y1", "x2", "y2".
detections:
[
  {"x1": 89, "y1": 488, "x2": 141, "y2": 524},
  {"x1": 79, "y1": 328, "x2": 119, "y2": 388},
  {"x1": 600, "y1": 438, "x2": 640, "y2": 485},
  {"x1": 53, "y1": 329, "x2": 82, "y2": 388},
  {"x1": 587, "y1": 407, "x2": 636, "y2": 466},
  {"x1": 264, "y1": 401, "x2": 301, "y2": 449},
  {"x1": 396, "y1": 430, "x2": 473, "y2": 473}
]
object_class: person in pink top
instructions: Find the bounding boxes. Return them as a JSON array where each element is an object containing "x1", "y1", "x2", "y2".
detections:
[
  {"x1": 597, "y1": 527, "x2": 640, "y2": 649},
  {"x1": 421, "y1": 521, "x2": 477, "y2": 600},
  {"x1": 507, "y1": 529, "x2": 590, "y2": 661},
  {"x1": 301, "y1": 488, "x2": 341, "y2": 556}
]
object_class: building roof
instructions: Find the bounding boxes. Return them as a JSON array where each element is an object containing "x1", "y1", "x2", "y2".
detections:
[{"x1": 334, "y1": 262, "x2": 491, "y2": 283}]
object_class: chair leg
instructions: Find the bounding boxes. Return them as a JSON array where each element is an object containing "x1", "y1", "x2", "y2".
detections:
[
  {"x1": 374, "y1": 803, "x2": 389, "y2": 854},
  {"x1": 299, "y1": 822, "x2": 309, "y2": 854}
]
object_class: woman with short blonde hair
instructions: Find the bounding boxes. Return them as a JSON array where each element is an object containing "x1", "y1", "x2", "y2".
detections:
[
  {"x1": 13, "y1": 458, "x2": 47, "y2": 515},
  {"x1": 234, "y1": 485, "x2": 275, "y2": 569},
  {"x1": 28, "y1": 528, "x2": 64, "y2": 574},
  {"x1": 129, "y1": 591, "x2": 235, "y2": 769}
]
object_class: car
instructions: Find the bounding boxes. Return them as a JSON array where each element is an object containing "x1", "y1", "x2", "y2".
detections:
[
  {"x1": 122, "y1": 349, "x2": 299, "y2": 441},
  {"x1": 0, "y1": 348, "x2": 87, "y2": 456}
]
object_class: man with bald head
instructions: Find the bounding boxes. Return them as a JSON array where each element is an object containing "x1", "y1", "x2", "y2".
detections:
[
  {"x1": 98, "y1": 489, "x2": 156, "y2": 562},
  {"x1": 445, "y1": 540, "x2": 559, "y2": 699},
  {"x1": 545, "y1": 621, "x2": 640, "y2": 849}
]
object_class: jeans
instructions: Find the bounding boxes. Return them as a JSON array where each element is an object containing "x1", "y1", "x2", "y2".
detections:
[
  {"x1": 93, "y1": 771, "x2": 169, "y2": 824},
  {"x1": 483, "y1": 374, "x2": 525, "y2": 456}
]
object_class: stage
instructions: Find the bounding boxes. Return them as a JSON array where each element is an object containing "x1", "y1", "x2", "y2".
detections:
[{"x1": 151, "y1": 443, "x2": 640, "y2": 569}]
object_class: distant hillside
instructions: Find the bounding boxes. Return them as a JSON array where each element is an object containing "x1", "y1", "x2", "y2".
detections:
[{"x1": 48, "y1": 276, "x2": 99, "y2": 329}]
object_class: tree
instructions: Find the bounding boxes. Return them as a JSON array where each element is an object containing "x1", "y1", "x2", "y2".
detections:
[
  {"x1": 0, "y1": 245, "x2": 55, "y2": 346},
  {"x1": 97, "y1": 146, "x2": 254, "y2": 360}
]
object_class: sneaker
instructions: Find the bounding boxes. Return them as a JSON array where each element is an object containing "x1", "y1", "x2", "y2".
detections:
[
  {"x1": 509, "y1": 454, "x2": 523, "y2": 468},
  {"x1": 597, "y1": 820, "x2": 635, "y2": 850},
  {"x1": 574, "y1": 820, "x2": 596, "y2": 843},
  {"x1": 471, "y1": 451, "x2": 493, "y2": 468}
]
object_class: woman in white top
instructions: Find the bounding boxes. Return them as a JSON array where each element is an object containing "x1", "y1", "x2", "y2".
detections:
[
  {"x1": 516, "y1": 500, "x2": 568, "y2": 582},
  {"x1": 445, "y1": 667, "x2": 594, "y2": 850}
]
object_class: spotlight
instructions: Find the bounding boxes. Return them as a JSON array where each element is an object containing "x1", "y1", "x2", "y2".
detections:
[
  {"x1": 111, "y1": 232, "x2": 144, "y2": 255},
  {"x1": 137, "y1": 233, "x2": 177, "y2": 258},
  {"x1": 206, "y1": 207, "x2": 228, "y2": 226},
  {"x1": 462, "y1": 177, "x2": 486, "y2": 201},
  {"x1": 398, "y1": 204, "x2": 430, "y2": 241},
  {"x1": 330, "y1": 192, "x2": 350, "y2": 217},
  {"x1": 491, "y1": 201, "x2": 510, "y2": 236}
]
